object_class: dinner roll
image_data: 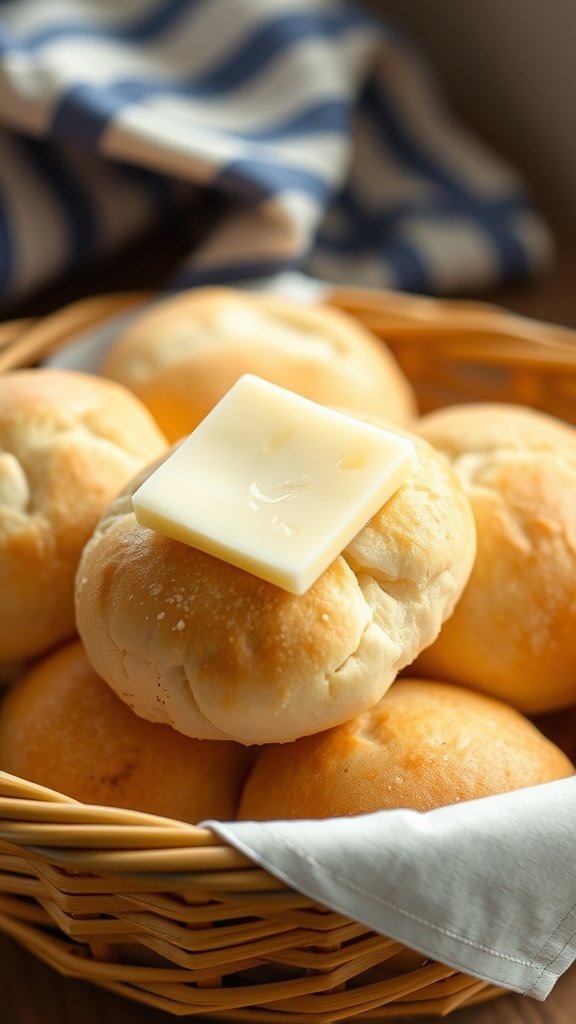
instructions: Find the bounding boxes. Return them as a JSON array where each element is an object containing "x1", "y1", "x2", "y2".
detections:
[
  {"x1": 0, "y1": 369, "x2": 167, "y2": 666},
  {"x1": 414, "y1": 403, "x2": 576, "y2": 713},
  {"x1": 100, "y1": 287, "x2": 417, "y2": 441},
  {"x1": 75, "y1": 427, "x2": 476, "y2": 745},
  {"x1": 237, "y1": 679, "x2": 574, "y2": 819},
  {"x1": 0, "y1": 642, "x2": 253, "y2": 822}
]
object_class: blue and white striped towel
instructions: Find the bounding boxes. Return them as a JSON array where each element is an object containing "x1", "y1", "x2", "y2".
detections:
[{"x1": 0, "y1": 0, "x2": 554, "y2": 307}]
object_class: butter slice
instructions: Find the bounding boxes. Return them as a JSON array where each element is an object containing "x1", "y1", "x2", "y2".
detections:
[{"x1": 132, "y1": 375, "x2": 416, "y2": 595}]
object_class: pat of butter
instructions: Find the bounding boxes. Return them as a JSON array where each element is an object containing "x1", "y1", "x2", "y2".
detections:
[{"x1": 132, "y1": 375, "x2": 416, "y2": 595}]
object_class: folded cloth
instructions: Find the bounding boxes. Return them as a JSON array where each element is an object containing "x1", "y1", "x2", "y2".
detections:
[
  {"x1": 206, "y1": 777, "x2": 576, "y2": 1002},
  {"x1": 0, "y1": 0, "x2": 553, "y2": 307}
]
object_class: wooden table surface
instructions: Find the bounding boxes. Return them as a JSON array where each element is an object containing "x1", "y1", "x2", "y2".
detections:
[{"x1": 2, "y1": 215, "x2": 576, "y2": 1024}]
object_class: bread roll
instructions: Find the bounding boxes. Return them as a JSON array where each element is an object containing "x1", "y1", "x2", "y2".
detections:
[
  {"x1": 100, "y1": 287, "x2": 417, "y2": 441},
  {"x1": 237, "y1": 679, "x2": 574, "y2": 819},
  {"x1": 0, "y1": 369, "x2": 168, "y2": 665},
  {"x1": 75, "y1": 427, "x2": 476, "y2": 745},
  {"x1": 0, "y1": 642, "x2": 253, "y2": 822},
  {"x1": 414, "y1": 403, "x2": 576, "y2": 713}
]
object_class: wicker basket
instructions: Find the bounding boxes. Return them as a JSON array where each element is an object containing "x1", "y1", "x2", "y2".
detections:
[{"x1": 1, "y1": 287, "x2": 575, "y2": 1021}]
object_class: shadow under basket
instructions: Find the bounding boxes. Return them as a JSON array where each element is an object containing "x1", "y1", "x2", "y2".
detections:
[{"x1": 1, "y1": 286, "x2": 576, "y2": 1021}]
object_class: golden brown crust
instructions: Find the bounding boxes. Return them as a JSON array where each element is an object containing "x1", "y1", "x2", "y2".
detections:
[
  {"x1": 237, "y1": 679, "x2": 575, "y2": 819},
  {"x1": 0, "y1": 369, "x2": 167, "y2": 664},
  {"x1": 75, "y1": 428, "x2": 476, "y2": 745},
  {"x1": 414, "y1": 403, "x2": 576, "y2": 713},
  {"x1": 100, "y1": 287, "x2": 417, "y2": 441},
  {"x1": 0, "y1": 641, "x2": 253, "y2": 822}
]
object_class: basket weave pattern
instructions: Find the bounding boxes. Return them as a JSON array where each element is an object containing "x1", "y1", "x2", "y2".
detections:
[{"x1": 1, "y1": 288, "x2": 575, "y2": 1020}]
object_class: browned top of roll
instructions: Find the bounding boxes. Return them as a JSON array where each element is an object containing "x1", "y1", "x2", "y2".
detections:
[
  {"x1": 0, "y1": 641, "x2": 253, "y2": 823},
  {"x1": 237, "y1": 679, "x2": 575, "y2": 819},
  {"x1": 100, "y1": 287, "x2": 417, "y2": 441}
]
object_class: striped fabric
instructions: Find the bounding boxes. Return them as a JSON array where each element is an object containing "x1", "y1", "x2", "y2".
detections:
[{"x1": 0, "y1": 0, "x2": 553, "y2": 306}]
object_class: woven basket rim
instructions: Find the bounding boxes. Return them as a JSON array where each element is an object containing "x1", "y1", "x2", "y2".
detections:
[{"x1": 1, "y1": 286, "x2": 576, "y2": 374}]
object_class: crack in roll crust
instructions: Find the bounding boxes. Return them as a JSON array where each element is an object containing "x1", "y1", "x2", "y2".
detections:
[{"x1": 76, "y1": 431, "x2": 476, "y2": 745}]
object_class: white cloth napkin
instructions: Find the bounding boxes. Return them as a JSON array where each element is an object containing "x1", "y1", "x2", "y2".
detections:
[
  {"x1": 206, "y1": 776, "x2": 576, "y2": 1001},
  {"x1": 0, "y1": 0, "x2": 553, "y2": 307}
]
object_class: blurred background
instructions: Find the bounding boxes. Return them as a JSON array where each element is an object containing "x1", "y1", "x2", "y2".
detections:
[
  {"x1": 374, "y1": 1, "x2": 576, "y2": 229},
  {"x1": 369, "y1": 0, "x2": 576, "y2": 325},
  {"x1": 4, "y1": 0, "x2": 576, "y2": 324}
]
